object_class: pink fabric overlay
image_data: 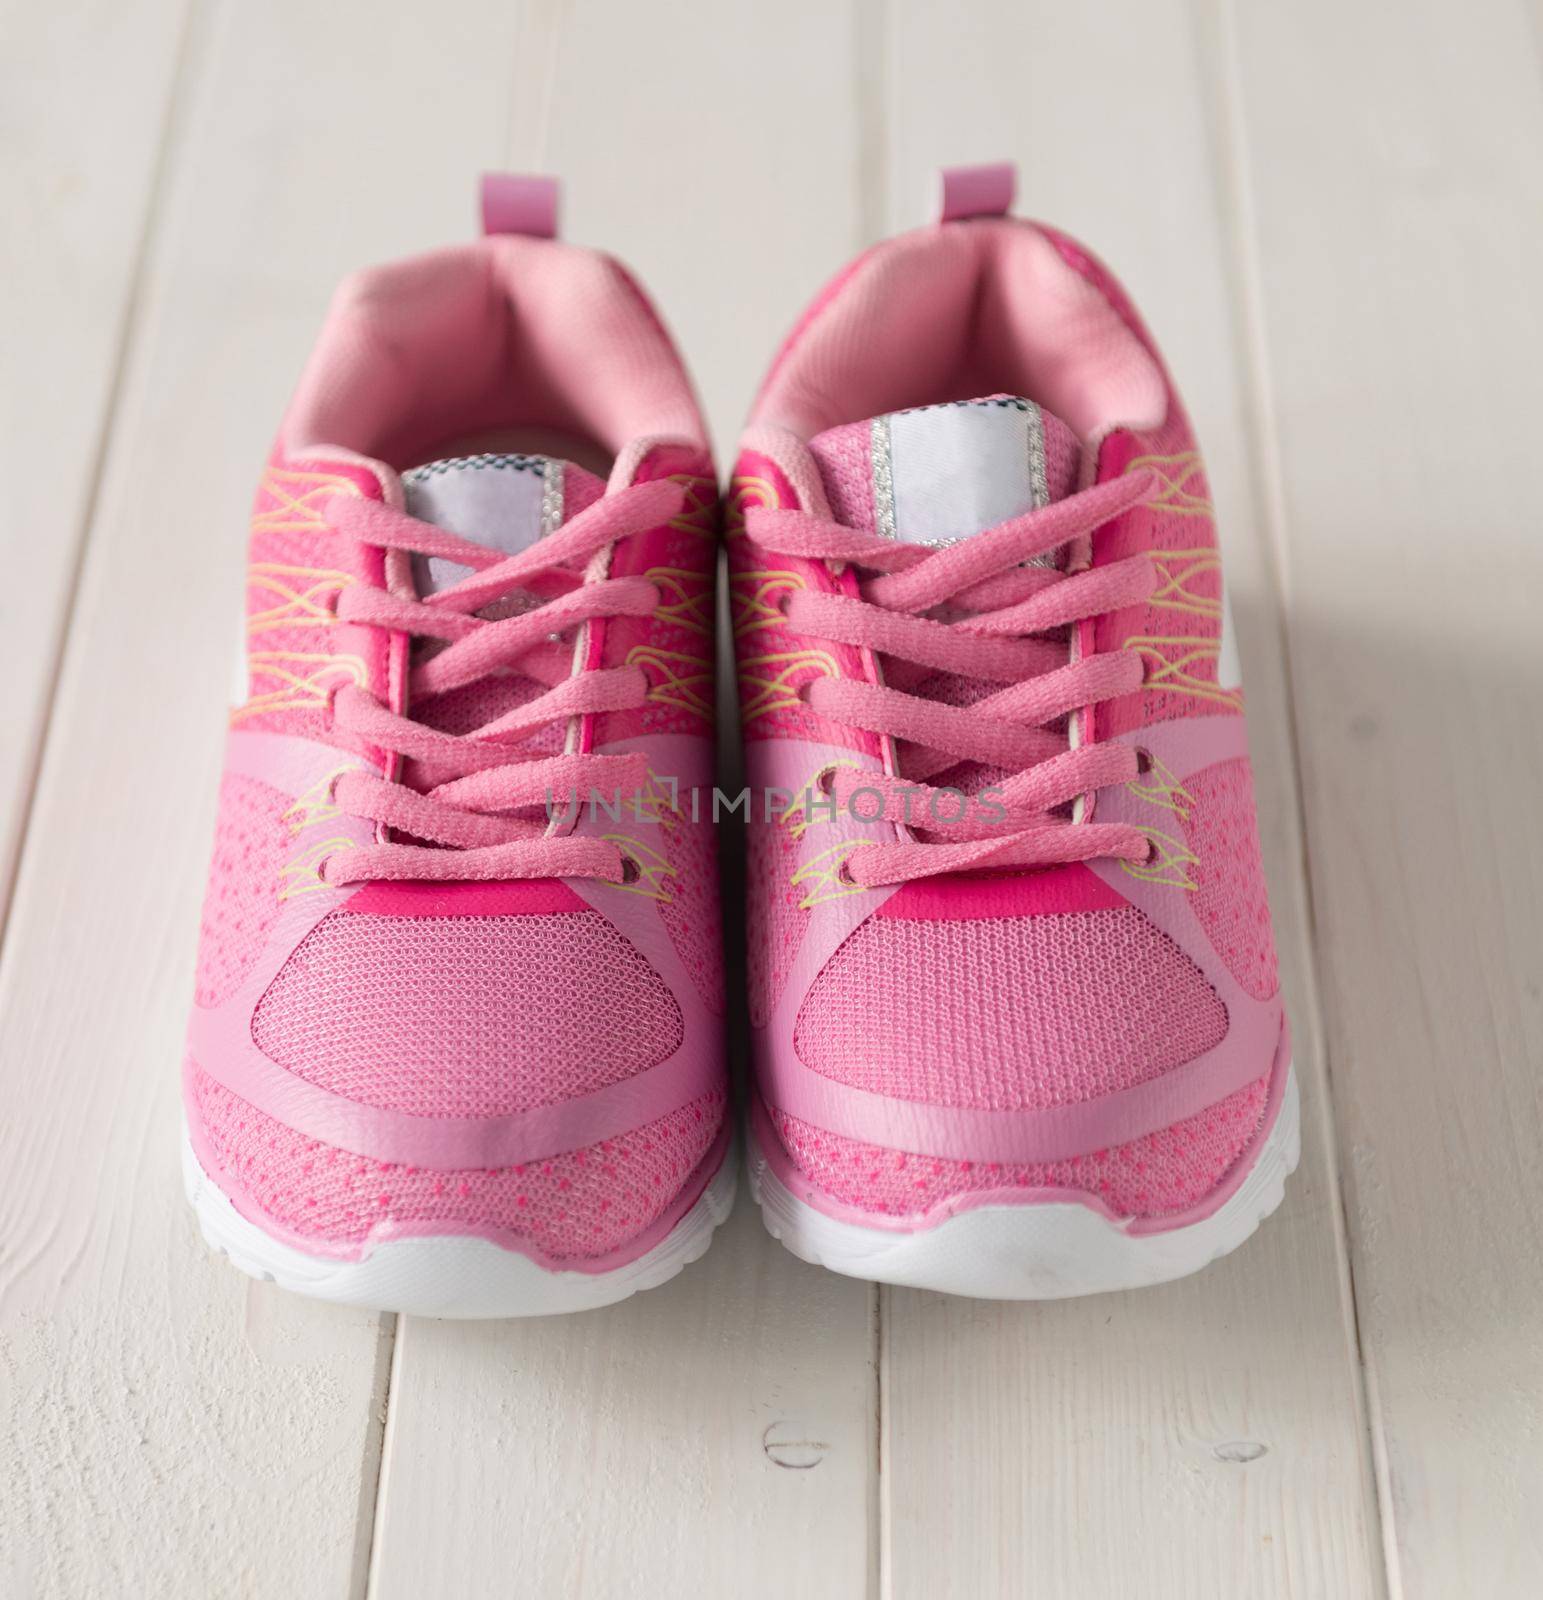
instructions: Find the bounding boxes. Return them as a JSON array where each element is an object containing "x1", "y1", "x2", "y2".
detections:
[
  {"x1": 939, "y1": 162, "x2": 1017, "y2": 222},
  {"x1": 769, "y1": 1072, "x2": 1270, "y2": 1223},
  {"x1": 1182, "y1": 757, "x2": 1280, "y2": 1000},
  {"x1": 793, "y1": 908, "x2": 1227, "y2": 1111},
  {"x1": 251, "y1": 909, "x2": 683, "y2": 1118},
  {"x1": 657, "y1": 813, "x2": 724, "y2": 1016},
  {"x1": 190, "y1": 1063, "x2": 725, "y2": 1262},
  {"x1": 194, "y1": 775, "x2": 292, "y2": 1008},
  {"x1": 481, "y1": 172, "x2": 559, "y2": 239}
]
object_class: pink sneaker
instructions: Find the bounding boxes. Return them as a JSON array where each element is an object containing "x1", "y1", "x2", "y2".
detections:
[
  {"x1": 732, "y1": 165, "x2": 1296, "y2": 1298},
  {"x1": 184, "y1": 177, "x2": 732, "y2": 1316}
]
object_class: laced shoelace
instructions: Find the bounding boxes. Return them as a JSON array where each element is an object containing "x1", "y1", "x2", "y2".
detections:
[
  {"x1": 313, "y1": 476, "x2": 686, "y2": 886},
  {"x1": 743, "y1": 468, "x2": 1162, "y2": 886}
]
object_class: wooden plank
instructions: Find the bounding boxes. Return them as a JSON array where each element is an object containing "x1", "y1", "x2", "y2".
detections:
[
  {"x1": 0, "y1": 0, "x2": 192, "y2": 911},
  {"x1": 1228, "y1": 0, "x2": 1543, "y2": 1591},
  {"x1": 372, "y1": 1203, "x2": 876, "y2": 1599},
  {"x1": 367, "y1": 4, "x2": 879, "y2": 1595},
  {"x1": 877, "y1": 4, "x2": 1386, "y2": 1595},
  {"x1": 0, "y1": 2, "x2": 559, "y2": 1592}
]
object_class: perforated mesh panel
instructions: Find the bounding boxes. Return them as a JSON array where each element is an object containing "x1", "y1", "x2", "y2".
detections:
[
  {"x1": 772, "y1": 1073, "x2": 1270, "y2": 1221},
  {"x1": 1182, "y1": 757, "x2": 1279, "y2": 1000},
  {"x1": 195, "y1": 775, "x2": 290, "y2": 1008},
  {"x1": 794, "y1": 907, "x2": 1227, "y2": 1109},
  {"x1": 253, "y1": 909, "x2": 683, "y2": 1116},
  {"x1": 746, "y1": 816, "x2": 806, "y2": 1028},
  {"x1": 657, "y1": 815, "x2": 724, "y2": 1015},
  {"x1": 191, "y1": 1065, "x2": 724, "y2": 1259}
]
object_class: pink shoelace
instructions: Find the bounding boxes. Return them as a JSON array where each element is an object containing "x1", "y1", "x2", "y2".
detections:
[
  {"x1": 743, "y1": 469, "x2": 1162, "y2": 886},
  {"x1": 313, "y1": 477, "x2": 686, "y2": 886}
]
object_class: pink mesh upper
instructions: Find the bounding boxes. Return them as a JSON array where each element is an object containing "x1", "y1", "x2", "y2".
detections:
[
  {"x1": 771, "y1": 1072, "x2": 1270, "y2": 1220},
  {"x1": 252, "y1": 909, "x2": 683, "y2": 1116},
  {"x1": 806, "y1": 418, "x2": 876, "y2": 526},
  {"x1": 194, "y1": 775, "x2": 290, "y2": 1008},
  {"x1": 1042, "y1": 402, "x2": 1082, "y2": 496},
  {"x1": 1183, "y1": 757, "x2": 1279, "y2": 1000},
  {"x1": 657, "y1": 813, "x2": 724, "y2": 1015},
  {"x1": 793, "y1": 908, "x2": 1227, "y2": 1109},
  {"x1": 190, "y1": 1065, "x2": 724, "y2": 1260},
  {"x1": 746, "y1": 815, "x2": 806, "y2": 1028}
]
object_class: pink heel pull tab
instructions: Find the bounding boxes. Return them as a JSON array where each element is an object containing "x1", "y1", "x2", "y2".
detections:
[
  {"x1": 939, "y1": 162, "x2": 1016, "y2": 222},
  {"x1": 480, "y1": 173, "x2": 559, "y2": 239}
]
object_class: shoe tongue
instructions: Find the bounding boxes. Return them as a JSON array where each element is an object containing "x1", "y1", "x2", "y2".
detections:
[
  {"x1": 807, "y1": 395, "x2": 1081, "y2": 542},
  {"x1": 400, "y1": 451, "x2": 607, "y2": 595}
]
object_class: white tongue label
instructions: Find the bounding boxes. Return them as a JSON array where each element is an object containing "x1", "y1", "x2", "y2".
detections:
[
  {"x1": 874, "y1": 397, "x2": 1048, "y2": 544},
  {"x1": 401, "y1": 453, "x2": 565, "y2": 594}
]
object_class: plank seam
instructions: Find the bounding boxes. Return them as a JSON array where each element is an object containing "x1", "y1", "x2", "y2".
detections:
[
  {"x1": 0, "y1": 0, "x2": 205, "y2": 942},
  {"x1": 350, "y1": 1313, "x2": 400, "y2": 1600},
  {"x1": 1196, "y1": 2, "x2": 1397, "y2": 1594},
  {"x1": 360, "y1": 1313, "x2": 406, "y2": 1600}
]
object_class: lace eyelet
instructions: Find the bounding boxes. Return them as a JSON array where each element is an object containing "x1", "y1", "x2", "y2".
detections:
[
  {"x1": 836, "y1": 859, "x2": 857, "y2": 887},
  {"x1": 775, "y1": 589, "x2": 796, "y2": 619},
  {"x1": 1140, "y1": 835, "x2": 1160, "y2": 867},
  {"x1": 620, "y1": 854, "x2": 641, "y2": 885},
  {"x1": 1134, "y1": 746, "x2": 1154, "y2": 776},
  {"x1": 314, "y1": 856, "x2": 333, "y2": 885},
  {"x1": 815, "y1": 766, "x2": 839, "y2": 798}
]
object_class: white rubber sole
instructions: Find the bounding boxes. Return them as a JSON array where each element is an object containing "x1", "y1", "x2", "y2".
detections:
[
  {"x1": 183, "y1": 1135, "x2": 738, "y2": 1318},
  {"x1": 750, "y1": 1070, "x2": 1300, "y2": 1299}
]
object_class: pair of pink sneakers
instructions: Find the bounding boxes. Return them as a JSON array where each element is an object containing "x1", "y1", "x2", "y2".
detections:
[{"x1": 184, "y1": 169, "x2": 1295, "y2": 1316}]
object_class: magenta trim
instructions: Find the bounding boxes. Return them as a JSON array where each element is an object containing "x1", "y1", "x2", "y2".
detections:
[
  {"x1": 876, "y1": 863, "x2": 1125, "y2": 920},
  {"x1": 480, "y1": 172, "x2": 559, "y2": 239},
  {"x1": 341, "y1": 879, "x2": 587, "y2": 917}
]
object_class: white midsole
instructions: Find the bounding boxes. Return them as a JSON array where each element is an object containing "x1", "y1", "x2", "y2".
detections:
[
  {"x1": 750, "y1": 1069, "x2": 1300, "y2": 1299},
  {"x1": 183, "y1": 1133, "x2": 738, "y2": 1319}
]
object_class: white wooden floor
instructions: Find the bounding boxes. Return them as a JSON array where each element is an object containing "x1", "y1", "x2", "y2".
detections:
[{"x1": 2, "y1": 2, "x2": 1540, "y2": 1595}]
